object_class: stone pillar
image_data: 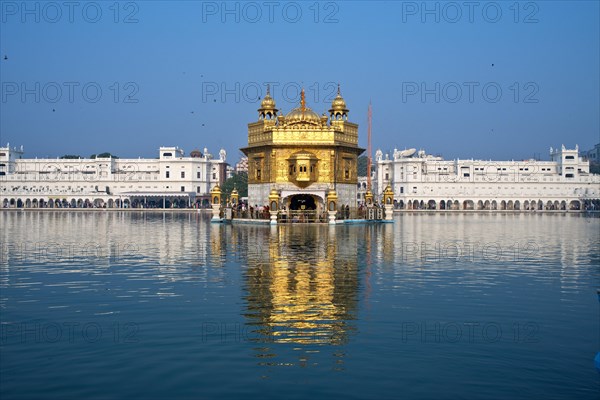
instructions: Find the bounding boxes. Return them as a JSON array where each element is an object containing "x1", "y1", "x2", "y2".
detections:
[
  {"x1": 210, "y1": 185, "x2": 222, "y2": 221},
  {"x1": 383, "y1": 185, "x2": 394, "y2": 221},
  {"x1": 326, "y1": 188, "x2": 338, "y2": 225},
  {"x1": 268, "y1": 188, "x2": 279, "y2": 225}
]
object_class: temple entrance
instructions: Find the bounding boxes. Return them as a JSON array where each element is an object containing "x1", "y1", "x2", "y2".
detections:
[{"x1": 289, "y1": 194, "x2": 317, "y2": 210}]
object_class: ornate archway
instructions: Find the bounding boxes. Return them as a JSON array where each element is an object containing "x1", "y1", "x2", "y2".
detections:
[{"x1": 289, "y1": 194, "x2": 317, "y2": 211}]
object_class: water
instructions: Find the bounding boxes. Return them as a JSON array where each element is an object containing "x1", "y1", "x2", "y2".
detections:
[{"x1": 1, "y1": 211, "x2": 599, "y2": 399}]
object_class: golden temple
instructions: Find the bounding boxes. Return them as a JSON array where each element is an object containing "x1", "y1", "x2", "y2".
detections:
[{"x1": 241, "y1": 85, "x2": 364, "y2": 212}]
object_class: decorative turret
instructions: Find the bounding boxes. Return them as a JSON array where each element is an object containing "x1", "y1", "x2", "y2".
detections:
[
  {"x1": 230, "y1": 187, "x2": 239, "y2": 206},
  {"x1": 383, "y1": 185, "x2": 394, "y2": 205},
  {"x1": 210, "y1": 185, "x2": 221, "y2": 205},
  {"x1": 258, "y1": 84, "x2": 278, "y2": 120},
  {"x1": 268, "y1": 188, "x2": 279, "y2": 211},
  {"x1": 364, "y1": 189, "x2": 374, "y2": 206},
  {"x1": 329, "y1": 84, "x2": 349, "y2": 121}
]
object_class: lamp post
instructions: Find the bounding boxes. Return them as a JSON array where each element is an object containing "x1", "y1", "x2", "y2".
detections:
[
  {"x1": 365, "y1": 189, "x2": 373, "y2": 207},
  {"x1": 230, "y1": 187, "x2": 239, "y2": 219},
  {"x1": 326, "y1": 188, "x2": 338, "y2": 225},
  {"x1": 210, "y1": 185, "x2": 222, "y2": 221},
  {"x1": 268, "y1": 188, "x2": 279, "y2": 225},
  {"x1": 383, "y1": 185, "x2": 394, "y2": 221}
]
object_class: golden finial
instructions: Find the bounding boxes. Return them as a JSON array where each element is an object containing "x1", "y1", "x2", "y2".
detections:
[
  {"x1": 300, "y1": 88, "x2": 306, "y2": 112},
  {"x1": 266, "y1": 84, "x2": 270, "y2": 96},
  {"x1": 337, "y1": 83, "x2": 341, "y2": 95}
]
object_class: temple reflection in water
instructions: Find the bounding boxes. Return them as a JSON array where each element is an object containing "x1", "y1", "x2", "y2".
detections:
[{"x1": 232, "y1": 224, "x2": 362, "y2": 346}]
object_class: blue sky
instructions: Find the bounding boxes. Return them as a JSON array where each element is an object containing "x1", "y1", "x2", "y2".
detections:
[{"x1": 1, "y1": 1, "x2": 598, "y2": 163}]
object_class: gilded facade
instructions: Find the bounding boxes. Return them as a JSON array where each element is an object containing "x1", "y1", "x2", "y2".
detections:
[{"x1": 241, "y1": 85, "x2": 364, "y2": 211}]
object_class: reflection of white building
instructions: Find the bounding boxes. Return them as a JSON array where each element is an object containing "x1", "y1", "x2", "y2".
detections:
[
  {"x1": 0, "y1": 212, "x2": 227, "y2": 287},
  {"x1": 0, "y1": 145, "x2": 228, "y2": 208},
  {"x1": 374, "y1": 145, "x2": 600, "y2": 211}
]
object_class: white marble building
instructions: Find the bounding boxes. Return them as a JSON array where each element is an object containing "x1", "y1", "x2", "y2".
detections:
[
  {"x1": 374, "y1": 145, "x2": 600, "y2": 211},
  {"x1": 0, "y1": 145, "x2": 228, "y2": 209}
]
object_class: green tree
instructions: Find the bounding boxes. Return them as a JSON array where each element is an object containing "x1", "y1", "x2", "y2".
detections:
[
  {"x1": 90, "y1": 152, "x2": 118, "y2": 159},
  {"x1": 60, "y1": 155, "x2": 82, "y2": 159},
  {"x1": 357, "y1": 155, "x2": 374, "y2": 177},
  {"x1": 221, "y1": 172, "x2": 248, "y2": 201}
]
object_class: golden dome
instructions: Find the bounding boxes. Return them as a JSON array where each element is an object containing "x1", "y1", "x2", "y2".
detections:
[
  {"x1": 285, "y1": 88, "x2": 321, "y2": 124},
  {"x1": 260, "y1": 92, "x2": 276, "y2": 110},
  {"x1": 331, "y1": 86, "x2": 346, "y2": 109},
  {"x1": 329, "y1": 84, "x2": 348, "y2": 113},
  {"x1": 331, "y1": 95, "x2": 346, "y2": 109},
  {"x1": 258, "y1": 84, "x2": 278, "y2": 116},
  {"x1": 286, "y1": 107, "x2": 321, "y2": 124}
]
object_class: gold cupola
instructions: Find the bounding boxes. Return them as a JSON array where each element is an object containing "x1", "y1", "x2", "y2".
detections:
[
  {"x1": 258, "y1": 84, "x2": 278, "y2": 120},
  {"x1": 285, "y1": 88, "x2": 322, "y2": 125},
  {"x1": 329, "y1": 84, "x2": 349, "y2": 120}
]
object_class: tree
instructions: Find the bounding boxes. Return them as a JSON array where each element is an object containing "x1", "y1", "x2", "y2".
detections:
[
  {"x1": 60, "y1": 155, "x2": 82, "y2": 159},
  {"x1": 357, "y1": 155, "x2": 373, "y2": 177},
  {"x1": 221, "y1": 172, "x2": 248, "y2": 201},
  {"x1": 90, "y1": 152, "x2": 118, "y2": 159}
]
